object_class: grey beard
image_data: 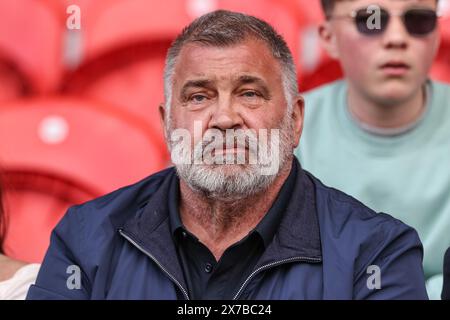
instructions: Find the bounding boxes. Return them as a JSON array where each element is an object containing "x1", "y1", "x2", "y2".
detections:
[
  {"x1": 175, "y1": 163, "x2": 278, "y2": 201},
  {"x1": 172, "y1": 115, "x2": 294, "y2": 201}
]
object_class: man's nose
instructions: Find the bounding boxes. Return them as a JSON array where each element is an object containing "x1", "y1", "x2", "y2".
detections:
[
  {"x1": 208, "y1": 96, "x2": 244, "y2": 130},
  {"x1": 382, "y1": 15, "x2": 409, "y2": 49}
]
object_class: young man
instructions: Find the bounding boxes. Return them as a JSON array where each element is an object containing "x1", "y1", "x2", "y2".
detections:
[
  {"x1": 27, "y1": 10, "x2": 427, "y2": 300},
  {"x1": 295, "y1": 0, "x2": 450, "y2": 299}
]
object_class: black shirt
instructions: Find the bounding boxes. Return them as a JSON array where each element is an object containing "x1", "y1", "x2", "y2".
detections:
[{"x1": 168, "y1": 161, "x2": 297, "y2": 300}]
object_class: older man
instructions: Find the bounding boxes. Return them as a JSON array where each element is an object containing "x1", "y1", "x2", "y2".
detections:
[{"x1": 27, "y1": 10, "x2": 427, "y2": 300}]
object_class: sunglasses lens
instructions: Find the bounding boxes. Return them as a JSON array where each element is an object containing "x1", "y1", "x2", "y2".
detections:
[
  {"x1": 404, "y1": 9, "x2": 437, "y2": 36},
  {"x1": 355, "y1": 8, "x2": 389, "y2": 35}
]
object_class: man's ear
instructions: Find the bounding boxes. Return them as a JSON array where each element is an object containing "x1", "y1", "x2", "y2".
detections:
[
  {"x1": 159, "y1": 103, "x2": 167, "y2": 138},
  {"x1": 292, "y1": 95, "x2": 305, "y2": 149},
  {"x1": 319, "y1": 22, "x2": 339, "y2": 59}
]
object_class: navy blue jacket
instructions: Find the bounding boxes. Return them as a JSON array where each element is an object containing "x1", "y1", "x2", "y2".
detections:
[{"x1": 27, "y1": 160, "x2": 428, "y2": 299}]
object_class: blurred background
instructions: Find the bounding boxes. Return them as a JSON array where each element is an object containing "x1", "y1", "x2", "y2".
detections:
[{"x1": 0, "y1": 0, "x2": 449, "y2": 263}]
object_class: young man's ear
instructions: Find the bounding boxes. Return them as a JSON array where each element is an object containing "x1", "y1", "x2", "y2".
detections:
[{"x1": 319, "y1": 22, "x2": 339, "y2": 59}]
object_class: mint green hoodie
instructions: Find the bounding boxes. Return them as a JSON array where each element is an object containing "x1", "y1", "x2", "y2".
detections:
[{"x1": 295, "y1": 80, "x2": 450, "y2": 299}]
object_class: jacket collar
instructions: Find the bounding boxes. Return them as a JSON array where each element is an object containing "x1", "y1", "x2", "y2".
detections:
[
  {"x1": 121, "y1": 158, "x2": 322, "y2": 293},
  {"x1": 257, "y1": 159, "x2": 322, "y2": 267}
]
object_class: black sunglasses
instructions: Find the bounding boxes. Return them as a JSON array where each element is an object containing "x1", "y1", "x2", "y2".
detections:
[{"x1": 328, "y1": 7, "x2": 439, "y2": 37}]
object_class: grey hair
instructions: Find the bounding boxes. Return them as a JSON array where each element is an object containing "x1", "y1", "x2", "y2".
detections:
[{"x1": 163, "y1": 10, "x2": 298, "y2": 119}]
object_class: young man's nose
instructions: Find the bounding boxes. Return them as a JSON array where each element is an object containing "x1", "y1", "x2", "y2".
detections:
[
  {"x1": 208, "y1": 96, "x2": 244, "y2": 131},
  {"x1": 381, "y1": 16, "x2": 409, "y2": 49}
]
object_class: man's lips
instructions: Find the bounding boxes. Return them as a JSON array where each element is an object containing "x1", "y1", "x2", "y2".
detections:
[{"x1": 379, "y1": 61, "x2": 411, "y2": 76}]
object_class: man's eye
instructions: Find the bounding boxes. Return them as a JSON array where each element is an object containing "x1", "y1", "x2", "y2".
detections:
[
  {"x1": 242, "y1": 91, "x2": 259, "y2": 98},
  {"x1": 190, "y1": 94, "x2": 208, "y2": 103}
]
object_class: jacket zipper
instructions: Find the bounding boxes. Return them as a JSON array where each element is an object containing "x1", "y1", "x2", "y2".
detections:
[
  {"x1": 119, "y1": 229, "x2": 190, "y2": 300},
  {"x1": 120, "y1": 229, "x2": 320, "y2": 301},
  {"x1": 233, "y1": 256, "x2": 322, "y2": 300}
]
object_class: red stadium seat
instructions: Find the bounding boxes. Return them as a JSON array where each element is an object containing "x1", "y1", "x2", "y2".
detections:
[
  {"x1": 438, "y1": 0, "x2": 450, "y2": 41},
  {"x1": 1, "y1": 170, "x2": 97, "y2": 263},
  {"x1": 430, "y1": 2, "x2": 450, "y2": 83},
  {"x1": 431, "y1": 36, "x2": 450, "y2": 83},
  {"x1": 300, "y1": 58, "x2": 343, "y2": 92},
  {"x1": 0, "y1": 97, "x2": 168, "y2": 195},
  {"x1": 0, "y1": 0, "x2": 64, "y2": 94},
  {"x1": 0, "y1": 97, "x2": 169, "y2": 262},
  {"x1": 60, "y1": 0, "x2": 196, "y2": 148},
  {"x1": 0, "y1": 57, "x2": 32, "y2": 103},
  {"x1": 62, "y1": 0, "x2": 191, "y2": 62},
  {"x1": 61, "y1": 41, "x2": 170, "y2": 148}
]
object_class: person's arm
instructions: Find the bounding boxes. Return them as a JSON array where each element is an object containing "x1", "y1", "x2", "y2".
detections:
[
  {"x1": 26, "y1": 206, "x2": 91, "y2": 300},
  {"x1": 353, "y1": 219, "x2": 428, "y2": 300}
]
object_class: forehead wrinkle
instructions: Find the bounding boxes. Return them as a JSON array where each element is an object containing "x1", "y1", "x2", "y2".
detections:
[
  {"x1": 236, "y1": 75, "x2": 267, "y2": 85},
  {"x1": 182, "y1": 73, "x2": 269, "y2": 88}
]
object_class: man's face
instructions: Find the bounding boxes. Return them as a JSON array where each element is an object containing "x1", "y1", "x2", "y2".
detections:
[
  {"x1": 162, "y1": 39, "x2": 302, "y2": 198},
  {"x1": 324, "y1": 0, "x2": 440, "y2": 104}
]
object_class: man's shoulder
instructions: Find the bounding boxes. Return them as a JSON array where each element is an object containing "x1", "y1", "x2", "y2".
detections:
[
  {"x1": 307, "y1": 171, "x2": 423, "y2": 283},
  {"x1": 307, "y1": 171, "x2": 420, "y2": 245},
  {"x1": 65, "y1": 167, "x2": 176, "y2": 228}
]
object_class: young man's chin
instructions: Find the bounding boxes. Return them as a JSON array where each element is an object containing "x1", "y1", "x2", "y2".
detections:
[{"x1": 371, "y1": 80, "x2": 421, "y2": 105}]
